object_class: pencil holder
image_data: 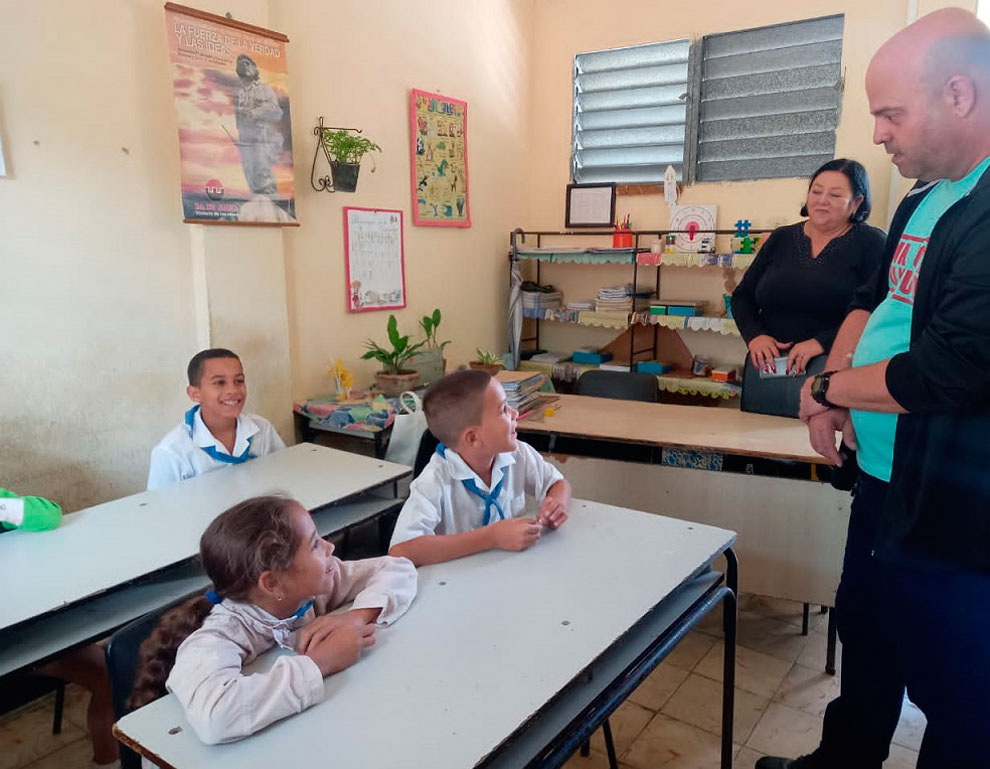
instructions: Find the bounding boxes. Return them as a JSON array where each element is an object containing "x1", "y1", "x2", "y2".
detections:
[{"x1": 612, "y1": 231, "x2": 633, "y2": 248}]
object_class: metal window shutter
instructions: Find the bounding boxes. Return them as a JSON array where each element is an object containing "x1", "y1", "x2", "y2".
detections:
[
  {"x1": 573, "y1": 40, "x2": 690, "y2": 184},
  {"x1": 697, "y1": 15, "x2": 844, "y2": 182}
]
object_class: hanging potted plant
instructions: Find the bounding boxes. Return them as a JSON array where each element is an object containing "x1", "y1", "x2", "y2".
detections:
[
  {"x1": 408, "y1": 308, "x2": 450, "y2": 387},
  {"x1": 320, "y1": 129, "x2": 381, "y2": 192},
  {"x1": 362, "y1": 314, "x2": 425, "y2": 397},
  {"x1": 469, "y1": 348, "x2": 505, "y2": 376}
]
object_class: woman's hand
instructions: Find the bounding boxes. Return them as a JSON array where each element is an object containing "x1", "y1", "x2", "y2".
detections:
[
  {"x1": 748, "y1": 335, "x2": 792, "y2": 373},
  {"x1": 787, "y1": 338, "x2": 825, "y2": 376}
]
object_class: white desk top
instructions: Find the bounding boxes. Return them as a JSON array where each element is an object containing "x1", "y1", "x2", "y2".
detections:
[
  {"x1": 116, "y1": 500, "x2": 734, "y2": 769},
  {"x1": 0, "y1": 444, "x2": 409, "y2": 631}
]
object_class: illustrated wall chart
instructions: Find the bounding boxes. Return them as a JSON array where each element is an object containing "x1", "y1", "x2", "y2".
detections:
[
  {"x1": 409, "y1": 89, "x2": 470, "y2": 227},
  {"x1": 343, "y1": 207, "x2": 406, "y2": 313}
]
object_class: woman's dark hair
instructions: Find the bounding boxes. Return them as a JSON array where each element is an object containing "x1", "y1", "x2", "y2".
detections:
[
  {"x1": 127, "y1": 495, "x2": 301, "y2": 711},
  {"x1": 800, "y1": 158, "x2": 872, "y2": 223}
]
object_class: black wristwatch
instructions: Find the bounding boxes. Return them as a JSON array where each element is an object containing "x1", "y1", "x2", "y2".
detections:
[{"x1": 810, "y1": 370, "x2": 839, "y2": 409}]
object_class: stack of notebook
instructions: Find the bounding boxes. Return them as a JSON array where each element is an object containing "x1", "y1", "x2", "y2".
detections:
[
  {"x1": 594, "y1": 285, "x2": 653, "y2": 312},
  {"x1": 495, "y1": 371, "x2": 547, "y2": 415}
]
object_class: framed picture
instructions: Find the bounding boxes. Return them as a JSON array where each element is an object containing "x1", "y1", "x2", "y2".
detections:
[
  {"x1": 343, "y1": 207, "x2": 407, "y2": 313},
  {"x1": 163, "y1": 3, "x2": 298, "y2": 225},
  {"x1": 409, "y1": 89, "x2": 470, "y2": 227},
  {"x1": 565, "y1": 183, "x2": 616, "y2": 228}
]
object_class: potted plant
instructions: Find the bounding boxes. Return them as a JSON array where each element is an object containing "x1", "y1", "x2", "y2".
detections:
[
  {"x1": 362, "y1": 314, "x2": 425, "y2": 397},
  {"x1": 408, "y1": 308, "x2": 451, "y2": 387},
  {"x1": 320, "y1": 129, "x2": 381, "y2": 192},
  {"x1": 469, "y1": 348, "x2": 504, "y2": 376}
]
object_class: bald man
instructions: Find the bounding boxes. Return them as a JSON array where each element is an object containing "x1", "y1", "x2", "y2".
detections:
[{"x1": 759, "y1": 9, "x2": 990, "y2": 769}]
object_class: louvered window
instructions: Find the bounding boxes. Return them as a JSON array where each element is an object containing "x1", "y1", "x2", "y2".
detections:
[
  {"x1": 696, "y1": 15, "x2": 844, "y2": 182},
  {"x1": 572, "y1": 40, "x2": 691, "y2": 184}
]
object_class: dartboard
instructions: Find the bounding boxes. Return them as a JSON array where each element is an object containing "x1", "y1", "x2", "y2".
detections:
[{"x1": 669, "y1": 205, "x2": 717, "y2": 252}]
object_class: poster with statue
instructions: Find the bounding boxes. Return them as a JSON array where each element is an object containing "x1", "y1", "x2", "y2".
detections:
[
  {"x1": 409, "y1": 89, "x2": 470, "y2": 227},
  {"x1": 163, "y1": 3, "x2": 298, "y2": 225}
]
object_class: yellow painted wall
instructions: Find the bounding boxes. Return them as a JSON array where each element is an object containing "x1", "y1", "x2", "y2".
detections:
[
  {"x1": 523, "y1": 0, "x2": 974, "y2": 364},
  {"x1": 271, "y1": 0, "x2": 534, "y2": 400}
]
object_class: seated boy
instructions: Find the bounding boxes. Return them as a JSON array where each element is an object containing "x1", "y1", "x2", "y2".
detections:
[
  {"x1": 147, "y1": 348, "x2": 285, "y2": 490},
  {"x1": 388, "y1": 369, "x2": 570, "y2": 566}
]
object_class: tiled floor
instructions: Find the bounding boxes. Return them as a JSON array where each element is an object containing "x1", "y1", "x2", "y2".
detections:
[{"x1": 0, "y1": 595, "x2": 923, "y2": 769}]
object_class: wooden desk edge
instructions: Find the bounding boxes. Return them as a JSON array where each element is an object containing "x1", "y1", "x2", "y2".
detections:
[{"x1": 114, "y1": 723, "x2": 179, "y2": 769}]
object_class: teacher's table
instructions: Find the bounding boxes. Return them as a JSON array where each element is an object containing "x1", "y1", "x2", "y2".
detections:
[
  {"x1": 115, "y1": 501, "x2": 737, "y2": 769},
  {"x1": 0, "y1": 444, "x2": 411, "y2": 680},
  {"x1": 519, "y1": 395, "x2": 848, "y2": 657}
]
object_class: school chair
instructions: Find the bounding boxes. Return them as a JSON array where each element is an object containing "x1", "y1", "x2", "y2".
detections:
[
  {"x1": 105, "y1": 597, "x2": 195, "y2": 769},
  {"x1": 0, "y1": 674, "x2": 65, "y2": 734},
  {"x1": 575, "y1": 370, "x2": 660, "y2": 403},
  {"x1": 412, "y1": 429, "x2": 441, "y2": 480}
]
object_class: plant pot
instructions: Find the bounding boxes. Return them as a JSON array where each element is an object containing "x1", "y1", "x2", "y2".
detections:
[
  {"x1": 374, "y1": 369, "x2": 420, "y2": 397},
  {"x1": 407, "y1": 347, "x2": 447, "y2": 387},
  {"x1": 330, "y1": 161, "x2": 361, "y2": 192},
  {"x1": 469, "y1": 361, "x2": 504, "y2": 377}
]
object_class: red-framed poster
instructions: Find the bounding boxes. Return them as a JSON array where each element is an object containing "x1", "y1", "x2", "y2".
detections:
[
  {"x1": 409, "y1": 89, "x2": 470, "y2": 227},
  {"x1": 343, "y1": 207, "x2": 406, "y2": 313}
]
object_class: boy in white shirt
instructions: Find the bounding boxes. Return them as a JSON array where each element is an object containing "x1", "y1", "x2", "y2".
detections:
[
  {"x1": 388, "y1": 369, "x2": 571, "y2": 566},
  {"x1": 147, "y1": 348, "x2": 286, "y2": 490}
]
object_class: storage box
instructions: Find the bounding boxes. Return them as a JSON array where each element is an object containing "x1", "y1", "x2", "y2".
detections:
[
  {"x1": 711, "y1": 366, "x2": 738, "y2": 383},
  {"x1": 649, "y1": 305, "x2": 668, "y2": 315},
  {"x1": 636, "y1": 360, "x2": 674, "y2": 375},
  {"x1": 666, "y1": 305, "x2": 700, "y2": 317},
  {"x1": 572, "y1": 350, "x2": 613, "y2": 365}
]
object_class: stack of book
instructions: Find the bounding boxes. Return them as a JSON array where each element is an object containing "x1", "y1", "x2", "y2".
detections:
[
  {"x1": 495, "y1": 371, "x2": 546, "y2": 416},
  {"x1": 595, "y1": 285, "x2": 653, "y2": 312},
  {"x1": 522, "y1": 286, "x2": 563, "y2": 311}
]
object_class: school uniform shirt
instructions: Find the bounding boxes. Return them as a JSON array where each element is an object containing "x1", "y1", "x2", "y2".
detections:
[
  {"x1": 147, "y1": 406, "x2": 286, "y2": 491},
  {"x1": 166, "y1": 554, "x2": 417, "y2": 745},
  {"x1": 389, "y1": 441, "x2": 564, "y2": 548}
]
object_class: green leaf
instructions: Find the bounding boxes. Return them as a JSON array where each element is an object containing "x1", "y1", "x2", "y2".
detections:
[
  {"x1": 432, "y1": 308, "x2": 441, "y2": 326},
  {"x1": 386, "y1": 315, "x2": 400, "y2": 347}
]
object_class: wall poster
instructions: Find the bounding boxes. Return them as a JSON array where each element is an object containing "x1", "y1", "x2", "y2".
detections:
[
  {"x1": 343, "y1": 207, "x2": 406, "y2": 313},
  {"x1": 164, "y1": 3, "x2": 298, "y2": 225},
  {"x1": 409, "y1": 89, "x2": 470, "y2": 227}
]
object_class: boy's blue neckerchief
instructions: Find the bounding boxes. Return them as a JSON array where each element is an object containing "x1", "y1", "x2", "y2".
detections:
[
  {"x1": 185, "y1": 405, "x2": 256, "y2": 464},
  {"x1": 435, "y1": 442, "x2": 507, "y2": 526}
]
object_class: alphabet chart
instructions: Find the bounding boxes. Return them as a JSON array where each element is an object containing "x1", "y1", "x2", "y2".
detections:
[{"x1": 343, "y1": 207, "x2": 406, "y2": 313}]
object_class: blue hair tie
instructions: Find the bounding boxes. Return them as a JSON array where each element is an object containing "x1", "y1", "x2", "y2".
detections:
[{"x1": 205, "y1": 589, "x2": 222, "y2": 605}]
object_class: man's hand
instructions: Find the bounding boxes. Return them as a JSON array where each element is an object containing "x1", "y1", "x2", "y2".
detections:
[
  {"x1": 490, "y1": 517, "x2": 541, "y2": 551},
  {"x1": 799, "y1": 377, "x2": 830, "y2": 422},
  {"x1": 807, "y1": 409, "x2": 858, "y2": 465},
  {"x1": 303, "y1": 623, "x2": 375, "y2": 676},
  {"x1": 537, "y1": 496, "x2": 568, "y2": 528},
  {"x1": 787, "y1": 338, "x2": 825, "y2": 376},
  {"x1": 748, "y1": 334, "x2": 792, "y2": 373},
  {"x1": 296, "y1": 608, "x2": 381, "y2": 654}
]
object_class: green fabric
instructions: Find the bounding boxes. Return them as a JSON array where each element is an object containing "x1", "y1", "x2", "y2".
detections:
[
  {"x1": 0, "y1": 487, "x2": 63, "y2": 531},
  {"x1": 852, "y1": 156, "x2": 990, "y2": 481}
]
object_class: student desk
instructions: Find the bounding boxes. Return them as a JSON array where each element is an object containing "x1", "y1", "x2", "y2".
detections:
[
  {"x1": 0, "y1": 444, "x2": 410, "y2": 680},
  {"x1": 115, "y1": 501, "x2": 737, "y2": 769},
  {"x1": 518, "y1": 394, "x2": 849, "y2": 612}
]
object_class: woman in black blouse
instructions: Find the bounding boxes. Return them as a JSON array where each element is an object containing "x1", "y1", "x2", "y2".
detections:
[{"x1": 732, "y1": 159, "x2": 886, "y2": 376}]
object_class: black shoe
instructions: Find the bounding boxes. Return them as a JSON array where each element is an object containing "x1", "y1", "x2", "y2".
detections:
[{"x1": 755, "y1": 754, "x2": 828, "y2": 769}]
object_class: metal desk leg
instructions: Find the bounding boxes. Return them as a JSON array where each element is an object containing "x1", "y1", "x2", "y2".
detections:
[
  {"x1": 802, "y1": 602, "x2": 811, "y2": 636},
  {"x1": 601, "y1": 719, "x2": 619, "y2": 769},
  {"x1": 825, "y1": 607, "x2": 837, "y2": 675},
  {"x1": 722, "y1": 548, "x2": 738, "y2": 769}
]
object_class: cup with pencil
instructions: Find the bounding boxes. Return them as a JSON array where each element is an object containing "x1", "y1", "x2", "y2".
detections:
[{"x1": 613, "y1": 215, "x2": 634, "y2": 248}]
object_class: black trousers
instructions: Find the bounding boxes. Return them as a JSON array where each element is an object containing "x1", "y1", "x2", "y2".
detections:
[{"x1": 818, "y1": 472, "x2": 990, "y2": 768}]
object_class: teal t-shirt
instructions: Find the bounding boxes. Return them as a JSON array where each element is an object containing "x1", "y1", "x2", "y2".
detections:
[{"x1": 851, "y1": 156, "x2": 990, "y2": 481}]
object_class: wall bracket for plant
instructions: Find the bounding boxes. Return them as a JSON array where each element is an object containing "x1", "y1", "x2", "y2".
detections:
[{"x1": 310, "y1": 116, "x2": 363, "y2": 192}]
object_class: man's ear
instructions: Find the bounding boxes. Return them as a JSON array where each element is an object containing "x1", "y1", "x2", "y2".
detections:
[
  {"x1": 944, "y1": 74, "x2": 976, "y2": 118},
  {"x1": 187, "y1": 384, "x2": 202, "y2": 403}
]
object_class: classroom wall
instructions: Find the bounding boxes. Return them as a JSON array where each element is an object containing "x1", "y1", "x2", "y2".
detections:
[
  {"x1": 269, "y1": 0, "x2": 534, "y2": 400},
  {"x1": 523, "y1": 0, "x2": 973, "y2": 365},
  {"x1": 0, "y1": 0, "x2": 532, "y2": 509}
]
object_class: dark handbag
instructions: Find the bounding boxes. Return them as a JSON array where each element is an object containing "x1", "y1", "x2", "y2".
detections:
[{"x1": 740, "y1": 352, "x2": 826, "y2": 419}]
